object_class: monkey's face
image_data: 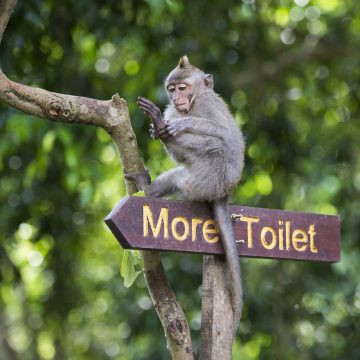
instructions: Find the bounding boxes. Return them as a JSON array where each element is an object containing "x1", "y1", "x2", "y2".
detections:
[{"x1": 167, "y1": 82, "x2": 194, "y2": 113}]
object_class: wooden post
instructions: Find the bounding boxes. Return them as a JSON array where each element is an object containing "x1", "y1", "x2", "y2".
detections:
[{"x1": 200, "y1": 255, "x2": 235, "y2": 360}]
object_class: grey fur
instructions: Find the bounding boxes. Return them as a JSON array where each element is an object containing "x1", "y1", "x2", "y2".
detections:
[{"x1": 141, "y1": 59, "x2": 245, "y2": 339}]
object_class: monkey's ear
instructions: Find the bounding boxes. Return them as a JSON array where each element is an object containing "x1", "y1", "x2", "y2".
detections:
[
  {"x1": 179, "y1": 55, "x2": 190, "y2": 68},
  {"x1": 204, "y1": 74, "x2": 214, "y2": 89}
]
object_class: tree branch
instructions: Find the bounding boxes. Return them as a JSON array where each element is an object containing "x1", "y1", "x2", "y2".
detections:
[
  {"x1": 0, "y1": 0, "x2": 16, "y2": 47},
  {"x1": 0, "y1": 1, "x2": 193, "y2": 358}
]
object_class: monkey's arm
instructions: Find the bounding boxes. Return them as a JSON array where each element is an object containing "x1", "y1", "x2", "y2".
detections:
[{"x1": 166, "y1": 117, "x2": 229, "y2": 140}]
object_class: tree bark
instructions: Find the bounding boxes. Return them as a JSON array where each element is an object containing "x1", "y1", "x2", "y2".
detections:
[
  {"x1": 0, "y1": 1, "x2": 193, "y2": 359},
  {"x1": 200, "y1": 255, "x2": 235, "y2": 360}
]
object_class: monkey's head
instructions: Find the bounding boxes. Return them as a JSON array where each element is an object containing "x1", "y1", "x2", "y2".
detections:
[{"x1": 165, "y1": 56, "x2": 213, "y2": 113}]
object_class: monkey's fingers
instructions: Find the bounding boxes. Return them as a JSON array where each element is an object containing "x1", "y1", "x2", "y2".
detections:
[
  {"x1": 157, "y1": 126, "x2": 171, "y2": 140},
  {"x1": 137, "y1": 97, "x2": 150, "y2": 108},
  {"x1": 137, "y1": 100, "x2": 151, "y2": 111},
  {"x1": 150, "y1": 132, "x2": 159, "y2": 140},
  {"x1": 137, "y1": 101, "x2": 159, "y2": 119},
  {"x1": 137, "y1": 96, "x2": 155, "y2": 106},
  {"x1": 137, "y1": 98, "x2": 158, "y2": 113},
  {"x1": 138, "y1": 102, "x2": 155, "y2": 115},
  {"x1": 137, "y1": 96, "x2": 150, "y2": 102},
  {"x1": 139, "y1": 105, "x2": 161, "y2": 120},
  {"x1": 166, "y1": 122, "x2": 184, "y2": 136},
  {"x1": 137, "y1": 97, "x2": 161, "y2": 114},
  {"x1": 137, "y1": 97, "x2": 167, "y2": 134}
]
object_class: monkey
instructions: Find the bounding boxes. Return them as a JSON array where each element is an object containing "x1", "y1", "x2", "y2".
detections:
[{"x1": 126, "y1": 56, "x2": 245, "y2": 339}]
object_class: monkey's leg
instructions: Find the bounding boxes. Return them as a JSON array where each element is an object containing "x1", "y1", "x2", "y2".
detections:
[
  {"x1": 146, "y1": 167, "x2": 186, "y2": 198},
  {"x1": 125, "y1": 167, "x2": 186, "y2": 198}
]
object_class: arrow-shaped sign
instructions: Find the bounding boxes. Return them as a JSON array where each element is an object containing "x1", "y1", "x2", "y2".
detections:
[{"x1": 105, "y1": 196, "x2": 340, "y2": 262}]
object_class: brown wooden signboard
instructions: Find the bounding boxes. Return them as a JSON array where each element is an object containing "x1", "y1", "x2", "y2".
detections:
[{"x1": 105, "y1": 196, "x2": 340, "y2": 262}]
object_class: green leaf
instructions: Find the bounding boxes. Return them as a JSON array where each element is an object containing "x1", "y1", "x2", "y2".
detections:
[
  {"x1": 133, "y1": 190, "x2": 145, "y2": 197},
  {"x1": 120, "y1": 250, "x2": 141, "y2": 288}
]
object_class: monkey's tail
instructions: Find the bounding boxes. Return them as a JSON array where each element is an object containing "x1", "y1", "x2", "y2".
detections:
[{"x1": 212, "y1": 198, "x2": 243, "y2": 339}]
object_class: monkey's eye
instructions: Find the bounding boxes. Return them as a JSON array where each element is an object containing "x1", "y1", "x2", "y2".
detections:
[
  {"x1": 167, "y1": 86, "x2": 175, "y2": 93},
  {"x1": 178, "y1": 84, "x2": 187, "y2": 91}
]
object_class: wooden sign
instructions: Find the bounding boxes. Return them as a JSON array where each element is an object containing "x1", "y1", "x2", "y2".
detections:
[{"x1": 105, "y1": 196, "x2": 340, "y2": 262}]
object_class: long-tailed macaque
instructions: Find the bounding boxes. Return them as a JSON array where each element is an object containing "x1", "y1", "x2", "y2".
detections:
[{"x1": 127, "y1": 56, "x2": 245, "y2": 338}]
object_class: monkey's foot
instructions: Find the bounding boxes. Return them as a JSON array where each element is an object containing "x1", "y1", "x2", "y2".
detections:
[{"x1": 124, "y1": 169, "x2": 151, "y2": 191}]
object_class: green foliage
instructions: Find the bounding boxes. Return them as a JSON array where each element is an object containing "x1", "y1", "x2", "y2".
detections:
[
  {"x1": 120, "y1": 251, "x2": 143, "y2": 288},
  {"x1": 0, "y1": 0, "x2": 360, "y2": 359}
]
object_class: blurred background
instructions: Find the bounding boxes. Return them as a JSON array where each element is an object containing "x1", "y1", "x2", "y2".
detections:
[{"x1": 0, "y1": 0, "x2": 359, "y2": 359}]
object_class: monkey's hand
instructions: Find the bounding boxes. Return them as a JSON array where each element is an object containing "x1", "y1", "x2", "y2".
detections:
[
  {"x1": 165, "y1": 119, "x2": 187, "y2": 137},
  {"x1": 137, "y1": 97, "x2": 169, "y2": 139}
]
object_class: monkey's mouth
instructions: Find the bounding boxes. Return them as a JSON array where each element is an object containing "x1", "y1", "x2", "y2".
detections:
[
  {"x1": 175, "y1": 104, "x2": 190, "y2": 113},
  {"x1": 175, "y1": 100, "x2": 188, "y2": 106}
]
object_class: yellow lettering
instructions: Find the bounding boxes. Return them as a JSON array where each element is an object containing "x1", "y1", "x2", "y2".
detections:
[
  {"x1": 292, "y1": 229, "x2": 308, "y2": 252},
  {"x1": 203, "y1": 220, "x2": 219, "y2": 243},
  {"x1": 191, "y1": 218, "x2": 203, "y2": 241},
  {"x1": 285, "y1": 221, "x2": 291, "y2": 250},
  {"x1": 239, "y1": 216, "x2": 260, "y2": 248},
  {"x1": 278, "y1": 220, "x2": 284, "y2": 250},
  {"x1": 261, "y1": 227, "x2": 277, "y2": 250},
  {"x1": 172, "y1": 217, "x2": 190, "y2": 241},
  {"x1": 143, "y1": 205, "x2": 169, "y2": 239},
  {"x1": 308, "y1": 224, "x2": 317, "y2": 253}
]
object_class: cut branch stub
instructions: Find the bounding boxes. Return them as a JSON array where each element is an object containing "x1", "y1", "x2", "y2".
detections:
[{"x1": 46, "y1": 97, "x2": 76, "y2": 121}]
